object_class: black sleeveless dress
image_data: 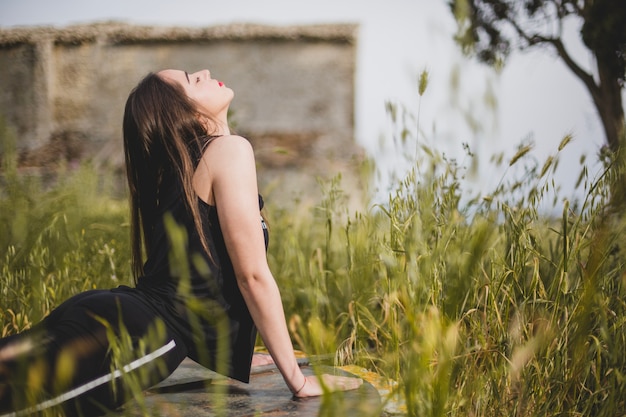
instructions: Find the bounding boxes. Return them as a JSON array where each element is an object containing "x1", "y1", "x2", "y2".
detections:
[{"x1": 130, "y1": 168, "x2": 268, "y2": 383}]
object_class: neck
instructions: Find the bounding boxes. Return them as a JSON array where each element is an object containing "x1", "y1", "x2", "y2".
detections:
[
  {"x1": 214, "y1": 109, "x2": 231, "y2": 135},
  {"x1": 215, "y1": 121, "x2": 231, "y2": 136}
]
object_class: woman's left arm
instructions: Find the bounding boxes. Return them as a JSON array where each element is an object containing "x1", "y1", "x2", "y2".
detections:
[
  {"x1": 201, "y1": 135, "x2": 361, "y2": 396},
  {"x1": 202, "y1": 135, "x2": 306, "y2": 394}
]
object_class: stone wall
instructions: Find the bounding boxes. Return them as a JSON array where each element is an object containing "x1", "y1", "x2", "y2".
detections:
[{"x1": 0, "y1": 22, "x2": 364, "y2": 205}]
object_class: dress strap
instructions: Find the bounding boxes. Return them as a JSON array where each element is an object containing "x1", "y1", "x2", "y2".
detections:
[{"x1": 191, "y1": 135, "x2": 221, "y2": 168}]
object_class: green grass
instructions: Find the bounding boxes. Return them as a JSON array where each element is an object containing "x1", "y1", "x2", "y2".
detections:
[
  {"x1": 264, "y1": 100, "x2": 626, "y2": 416},
  {"x1": 1, "y1": 109, "x2": 625, "y2": 417},
  {"x1": 0, "y1": 169, "x2": 131, "y2": 336}
]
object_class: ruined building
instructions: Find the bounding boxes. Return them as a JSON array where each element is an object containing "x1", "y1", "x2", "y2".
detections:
[{"x1": 0, "y1": 22, "x2": 365, "y2": 205}]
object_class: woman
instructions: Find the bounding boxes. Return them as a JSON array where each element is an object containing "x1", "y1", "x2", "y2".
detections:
[{"x1": 0, "y1": 68, "x2": 362, "y2": 416}]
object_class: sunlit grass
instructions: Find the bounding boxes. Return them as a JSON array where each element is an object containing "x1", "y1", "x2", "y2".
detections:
[
  {"x1": 0, "y1": 165, "x2": 131, "y2": 336},
  {"x1": 264, "y1": 94, "x2": 626, "y2": 416}
]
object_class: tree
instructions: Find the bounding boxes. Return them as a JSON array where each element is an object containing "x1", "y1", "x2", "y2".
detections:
[{"x1": 449, "y1": 0, "x2": 626, "y2": 153}]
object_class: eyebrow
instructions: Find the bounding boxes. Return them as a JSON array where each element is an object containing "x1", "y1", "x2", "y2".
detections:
[{"x1": 184, "y1": 71, "x2": 190, "y2": 84}]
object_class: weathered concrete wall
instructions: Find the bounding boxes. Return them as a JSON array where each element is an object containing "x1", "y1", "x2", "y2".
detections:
[{"x1": 0, "y1": 22, "x2": 364, "y2": 204}]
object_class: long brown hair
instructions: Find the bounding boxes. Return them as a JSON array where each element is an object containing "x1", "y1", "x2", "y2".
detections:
[{"x1": 123, "y1": 72, "x2": 214, "y2": 280}]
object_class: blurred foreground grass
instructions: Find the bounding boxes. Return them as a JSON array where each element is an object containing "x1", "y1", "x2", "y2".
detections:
[{"x1": 1, "y1": 117, "x2": 625, "y2": 416}]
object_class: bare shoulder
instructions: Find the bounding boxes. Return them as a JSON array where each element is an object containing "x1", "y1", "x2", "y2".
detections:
[
  {"x1": 205, "y1": 134, "x2": 253, "y2": 156},
  {"x1": 198, "y1": 135, "x2": 255, "y2": 176},
  {"x1": 194, "y1": 135, "x2": 255, "y2": 204}
]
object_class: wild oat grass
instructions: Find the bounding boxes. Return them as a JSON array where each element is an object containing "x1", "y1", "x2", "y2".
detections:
[
  {"x1": 1, "y1": 102, "x2": 625, "y2": 417},
  {"x1": 0, "y1": 128, "x2": 131, "y2": 337},
  {"x1": 265, "y1": 98, "x2": 626, "y2": 416}
]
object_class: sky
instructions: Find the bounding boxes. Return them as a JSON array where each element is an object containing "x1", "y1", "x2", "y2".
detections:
[{"x1": 0, "y1": 0, "x2": 615, "y2": 209}]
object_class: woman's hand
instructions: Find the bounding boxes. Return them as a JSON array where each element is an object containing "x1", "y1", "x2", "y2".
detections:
[{"x1": 293, "y1": 374, "x2": 363, "y2": 398}]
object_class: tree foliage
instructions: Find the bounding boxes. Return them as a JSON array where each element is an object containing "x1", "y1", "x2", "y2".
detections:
[{"x1": 449, "y1": 0, "x2": 626, "y2": 152}]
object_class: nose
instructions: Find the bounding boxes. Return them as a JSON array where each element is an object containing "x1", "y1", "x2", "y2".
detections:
[{"x1": 201, "y1": 69, "x2": 211, "y2": 79}]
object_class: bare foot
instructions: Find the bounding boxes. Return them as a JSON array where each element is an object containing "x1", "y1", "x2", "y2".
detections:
[
  {"x1": 0, "y1": 339, "x2": 34, "y2": 362},
  {"x1": 251, "y1": 353, "x2": 274, "y2": 367}
]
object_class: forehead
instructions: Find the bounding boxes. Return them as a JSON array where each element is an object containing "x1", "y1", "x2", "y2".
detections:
[{"x1": 158, "y1": 69, "x2": 186, "y2": 84}]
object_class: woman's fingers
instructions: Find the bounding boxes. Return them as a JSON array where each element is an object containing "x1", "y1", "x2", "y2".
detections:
[{"x1": 322, "y1": 374, "x2": 364, "y2": 391}]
